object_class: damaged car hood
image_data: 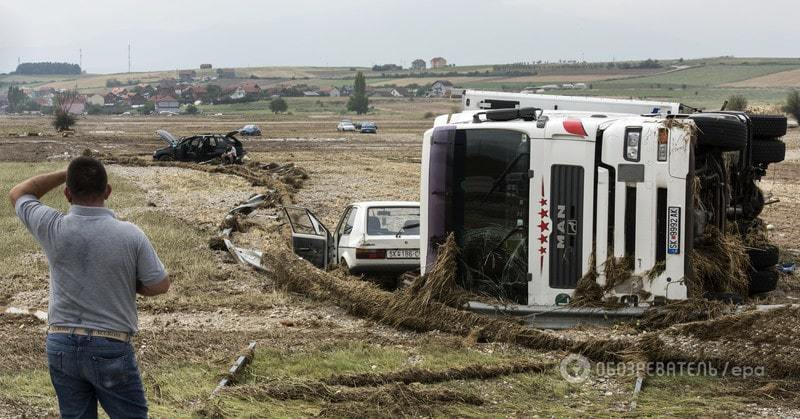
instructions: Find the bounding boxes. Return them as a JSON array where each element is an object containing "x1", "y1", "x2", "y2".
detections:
[{"x1": 156, "y1": 129, "x2": 180, "y2": 146}]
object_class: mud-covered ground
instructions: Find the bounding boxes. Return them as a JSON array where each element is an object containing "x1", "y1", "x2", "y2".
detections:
[{"x1": 1, "y1": 110, "x2": 799, "y2": 417}]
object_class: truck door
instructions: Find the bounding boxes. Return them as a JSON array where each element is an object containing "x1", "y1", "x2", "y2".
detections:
[{"x1": 283, "y1": 206, "x2": 334, "y2": 269}]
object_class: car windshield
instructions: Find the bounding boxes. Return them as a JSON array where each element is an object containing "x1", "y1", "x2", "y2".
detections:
[{"x1": 366, "y1": 207, "x2": 420, "y2": 236}]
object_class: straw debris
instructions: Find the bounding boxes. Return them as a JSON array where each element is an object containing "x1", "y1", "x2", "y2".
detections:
[{"x1": 689, "y1": 226, "x2": 750, "y2": 297}]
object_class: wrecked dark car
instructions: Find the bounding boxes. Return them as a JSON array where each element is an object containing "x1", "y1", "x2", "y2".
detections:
[{"x1": 153, "y1": 130, "x2": 246, "y2": 163}]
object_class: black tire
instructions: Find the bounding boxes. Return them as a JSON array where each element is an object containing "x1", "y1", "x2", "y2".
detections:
[
  {"x1": 157, "y1": 155, "x2": 174, "y2": 161},
  {"x1": 749, "y1": 269, "x2": 779, "y2": 295},
  {"x1": 688, "y1": 113, "x2": 747, "y2": 151},
  {"x1": 751, "y1": 139, "x2": 786, "y2": 164},
  {"x1": 747, "y1": 245, "x2": 779, "y2": 270},
  {"x1": 750, "y1": 114, "x2": 788, "y2": 139}
]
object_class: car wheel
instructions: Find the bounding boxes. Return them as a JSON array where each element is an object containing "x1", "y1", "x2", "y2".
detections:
[
  {"x1": 751, "y1": 139, "x2": 786, "y2": 164},
  {"x1": 688, "y1": 113, "x2": 748, "y2": 151},
  {"x1": 157, "y1": 155, "x2": 174, "y2": 162},
  {"x1": 747, "y1": 245, "x2": 779, "y2": 270},
  {"x1": 750, "y1": 114, "x2": 788, "y2": 139},
  {"x1": 749, "y1": 268, "x2": 779, "y2": 295}
]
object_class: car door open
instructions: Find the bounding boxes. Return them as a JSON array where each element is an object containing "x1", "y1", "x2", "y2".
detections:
[{"x1": 283, "y1": 206, "x2": 334, "y2": 268}]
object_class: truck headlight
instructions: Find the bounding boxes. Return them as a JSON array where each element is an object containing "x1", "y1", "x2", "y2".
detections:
[{"x1": 624, "y1": 128, "x2": 642, "y2": 162}]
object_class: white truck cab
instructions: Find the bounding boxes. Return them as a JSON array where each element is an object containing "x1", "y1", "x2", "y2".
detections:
[{"x1": 420, "y1": 92, "x2": 695, "y2": 306}]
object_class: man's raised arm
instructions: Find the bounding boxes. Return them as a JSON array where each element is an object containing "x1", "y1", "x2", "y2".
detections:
[{"x1": 8, "y1": 170, "x2": 67, "y2": 207}]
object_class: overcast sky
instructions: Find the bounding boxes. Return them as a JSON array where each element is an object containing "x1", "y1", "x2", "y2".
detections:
[{"x1": 1, "y1": 0, "x2": 798, "y2": 74}]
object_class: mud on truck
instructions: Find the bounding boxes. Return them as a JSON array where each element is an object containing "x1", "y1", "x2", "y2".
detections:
[{"x1": 420, "y1": 90, "x2": 787, "y2": 307}]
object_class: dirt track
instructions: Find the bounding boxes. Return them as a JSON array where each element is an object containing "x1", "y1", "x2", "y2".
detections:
[{"x1": 2, "y1": 111, "x2": 800, "y2": 416}]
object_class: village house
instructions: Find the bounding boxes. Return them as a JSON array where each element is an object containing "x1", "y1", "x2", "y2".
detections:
[
  {"x1": 63, "y1": 96, "x2": 86, "y2": 115},
  {"x1": 320, "y1": 87, "x2": 340, "y2": 97},
  {"x1": 154, "y1": 95, "x2": 180, "y2": 114},
  {"x1": 103, "y1": 92, "x2": 117, "y2": 106},
  {"x1": 430, "y1": 57, "x2": 448, "y2": 69},
  {"x1": 390, "y1": 87, "x2": 408, "y2": 98},
  {"x1": 430, "y1": 80, "x2": 454, "y2": 97},
  {"x1": 124, "y1": 93, "x2": 147, "y2": 107}
]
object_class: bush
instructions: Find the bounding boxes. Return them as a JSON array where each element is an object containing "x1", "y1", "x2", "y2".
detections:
[
  {"x1": 269, "y1": 97, "x2": 288, "y2": 113},
  {"x1": 784, "y1": 90, "x2": 800, "y2": 123},
  {"x1": 106, "y1": 78, "x2": 123, "y2": 88},
  {"x1": 726, "y1": 94, "x2": 748, "y2": 111},
  {"x1": 185, "y1": 104, "x2": 199, "y2": 115},
  {"x1": 52, "y1": 111, "x2": 76, "y2": 131},
  {"x1": 423, "y1": 111, "x2": 435, "y2": 119}
]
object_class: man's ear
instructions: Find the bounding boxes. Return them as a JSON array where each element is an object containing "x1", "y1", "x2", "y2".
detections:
[
  {"x1": 64, "y1": 187, "x2": 72, "y2": 204},
  {"x1": 103, "y1": 184, "x2": 112, "y2": 200}
]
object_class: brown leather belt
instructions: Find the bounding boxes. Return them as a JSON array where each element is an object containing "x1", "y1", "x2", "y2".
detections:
[{"x1": 48, "y1": 326, "x2": 131, "y2": 342}]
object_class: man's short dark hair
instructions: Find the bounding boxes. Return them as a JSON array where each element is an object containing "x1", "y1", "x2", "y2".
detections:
[{"x1": 67, "y1": 157, "x2": 108, "y2": 200}]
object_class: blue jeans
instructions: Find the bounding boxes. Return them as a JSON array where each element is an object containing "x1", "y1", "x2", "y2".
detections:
[{"x1": 46, "y1": 333, "x2": 148, "y2": 419}]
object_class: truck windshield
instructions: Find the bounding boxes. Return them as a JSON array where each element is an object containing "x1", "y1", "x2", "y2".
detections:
[{"x1": 446, "y1": 129, "x2": 530, "y2": 303}]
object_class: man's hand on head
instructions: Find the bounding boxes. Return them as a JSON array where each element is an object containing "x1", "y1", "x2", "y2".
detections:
[{"x1": 8, "y1": 169, "x2": 67, "y2": 207}]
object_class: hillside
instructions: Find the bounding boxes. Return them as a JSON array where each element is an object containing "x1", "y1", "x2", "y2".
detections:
[{"x1": 2, "y1": 57, "x2": 799, "y2": 109}]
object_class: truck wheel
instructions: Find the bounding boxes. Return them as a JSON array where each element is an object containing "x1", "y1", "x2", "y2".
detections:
[
  {"x1": 747, "y1": 245, "x2": 779, "y2": 270},
  {"x1": 688, "y1": 113, "x2": 747, "y2": 151},
  {"x1": 157, "y1": 155, "x2": 174, "y2": 161},
  {"x1": 748, "y1": 268, "x2": 779, "y2": 295},
  {"x1": 751, "y1": 139, "x2": 786, "y2": 164},
  {"x1": 750, "y1": 114, "x2": 788, "y2": 139}
]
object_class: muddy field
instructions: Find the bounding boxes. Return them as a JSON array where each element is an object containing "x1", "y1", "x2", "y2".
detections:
[{"x1": 1, "y1": 109, "x2": 800, "y2": 417}]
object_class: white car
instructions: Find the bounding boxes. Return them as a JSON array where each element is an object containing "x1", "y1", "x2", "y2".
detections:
[
  {"x1": 284, "y1": 201, "x2": 420, "y2": 274},
  {"x1": 337, "y1": 120, "x2": 356, "y2": 132}
]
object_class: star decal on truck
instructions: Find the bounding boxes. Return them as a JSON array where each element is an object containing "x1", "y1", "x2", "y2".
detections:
[{"x1": 537, "y1": 179, "x2": 549, "y2": 271}]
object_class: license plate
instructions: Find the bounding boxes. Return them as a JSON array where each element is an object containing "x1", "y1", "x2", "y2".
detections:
[
  {"x1": 667, "y1": 206, "x2": 681, "y2": 255},
  {"x1": 386, "y1": 249, "x2": 420, "y2": 259}
]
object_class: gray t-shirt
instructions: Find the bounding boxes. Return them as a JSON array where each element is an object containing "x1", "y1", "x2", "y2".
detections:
[{"x1": 16, "y1": 195, "x2": 166, "y2": 333}]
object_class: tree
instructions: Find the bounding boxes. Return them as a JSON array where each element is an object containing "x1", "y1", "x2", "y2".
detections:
[
  {"x1": 185, "y1": 104, "x2": 199, "y2": 115},
  {"x1": 726, "y1": 94, "x2": 748, "y2": 111},
  {"x1": 784, "y1": 90, "x2": 800, "y2": 123},
  {"x1": 205, "y1": 84, "x2": 222, "y2": 103},
  {"x1": 7, "y1": 86, "x2": 28, "y2": 113},
  {"x1": 347, "y1": 71, "x2": 369, "y2": 114},
  {"x1": 139, "y1": 101, "x2": 155, "y2": 115},
  {"x1": 106, "y1": 78, "x2": 123, "y2": 88},
  {"x1": 269, "y1": 97, "x2": 288, "y2": 113},
  {"x1": 52, "y1": 90, "x2": 79, "y2": 131}
]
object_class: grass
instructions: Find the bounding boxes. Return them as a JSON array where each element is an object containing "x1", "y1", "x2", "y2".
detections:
[{"x1": 598, "y1": 64, "x2": 800, "y2": 87}]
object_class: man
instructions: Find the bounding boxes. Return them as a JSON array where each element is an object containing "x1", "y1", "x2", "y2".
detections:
[{"x1": 9, "y1": 157, "x2": 170, "y2": 418}]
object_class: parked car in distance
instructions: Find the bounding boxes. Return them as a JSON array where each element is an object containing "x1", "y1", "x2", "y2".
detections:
[
  {"x1": 337, "y1": 120, "x2": 356, "y2": 132},
  {"x1": 284, "y1": 201, "x2": 420, "y2": 275},
  {"x1": 238, "y1": 124, "x2": 262, "y2": 136},
  {"x1": 153, "y1": 130, "x2": 246, "y2": 163},
  {"x1": 360, "y1": 122, "x2": 378, "y2": 133}
]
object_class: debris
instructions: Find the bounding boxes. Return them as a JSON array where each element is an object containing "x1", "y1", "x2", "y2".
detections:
[
  {"x1": 689, "y1": 226, "x2": 750, "y2": 297},
  {"x1": 321, "y1": 360, "x2": 552, "y2": 387},
  {"x1": 211, "y1": 341, "x2": 256, "y2": 396},
  {"x1": 636, "y1": 299, "x2": 730, "y2": 330},
  {"x1": 779, "y1": 263, "x2": 796, "y2": 274},
  {"x1": 0, "y1": 306, "x2": 48, "y2": 322}
]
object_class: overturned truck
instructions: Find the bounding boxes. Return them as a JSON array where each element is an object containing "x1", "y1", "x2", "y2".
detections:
[{"x1": 420, "y1": 90, "x2": 787, "y2": 307}]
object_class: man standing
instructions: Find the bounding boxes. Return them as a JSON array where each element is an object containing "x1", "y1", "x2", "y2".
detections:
[{"x1": 9, "y1": 157, "x2": 170, "y2": 418}]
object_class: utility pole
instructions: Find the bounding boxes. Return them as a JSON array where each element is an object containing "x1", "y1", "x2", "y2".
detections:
[
  {"x1": 128, "y1": 43, "x2": 131, "y2": 73},
  {"x1": 79, "y1": 48, "x2": 82, "y2": 69}
]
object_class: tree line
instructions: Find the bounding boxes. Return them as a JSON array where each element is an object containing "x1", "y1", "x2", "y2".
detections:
[{"x1": 14, "y1": 62, "x2": 82, "y2": 75}]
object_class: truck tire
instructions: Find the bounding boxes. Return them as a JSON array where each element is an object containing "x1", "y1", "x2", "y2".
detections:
[
  {"x1": 751, "y1": 139, "x2": 785, "y2": 164},
  {"x1": 748, "y1": 269, "x2": 779, "y2": 295},
  {"x1": 688, "y1": 113, "x2": 747, "y2": 151},
  {"x1": 747, "y1": 245, "x2": 779, "y2": 270},
  {"x1": 750, "y1": 114, "x2": 787, "y2": 139}
]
